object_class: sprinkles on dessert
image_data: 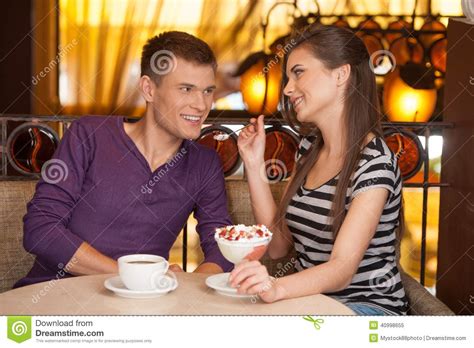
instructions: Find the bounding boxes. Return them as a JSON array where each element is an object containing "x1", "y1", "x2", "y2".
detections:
[{"x1": 215, "y1": 224, "x2": 272, "y2": 241}]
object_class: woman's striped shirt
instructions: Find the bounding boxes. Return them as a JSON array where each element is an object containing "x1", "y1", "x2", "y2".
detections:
[{"x1": 286, "y1": 136, "x2": 408, "y2": 315}]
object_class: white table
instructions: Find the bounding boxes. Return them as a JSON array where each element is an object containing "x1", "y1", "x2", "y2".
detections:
[{"x1": 0, "y1": 273, "x2": 354, "y2": 315}]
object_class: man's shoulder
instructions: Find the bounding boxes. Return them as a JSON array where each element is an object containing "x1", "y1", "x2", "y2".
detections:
[
  {"x1": 184, "y1": 140, "x2": 222, "y2": 173},
  {"x1": 72, "y1": 115, "x2": 117, "y2": 130},
  {"x1": 186, "y1": 140, "x2": 220, "y2": 161},
  {"x1": 66, "y1": 116, "x2": 121, "y2": 144}
]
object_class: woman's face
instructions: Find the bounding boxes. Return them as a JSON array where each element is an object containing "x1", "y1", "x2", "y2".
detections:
[{"x1": 283, "y1": 46, "x2": 341, "y2": 126}]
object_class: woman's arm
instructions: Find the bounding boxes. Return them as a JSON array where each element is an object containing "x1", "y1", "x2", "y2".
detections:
[
  {"x1": 243, "y1": 160, "x2": 277, "y2": 227},
  {"x1": 238, "y1": 115, "x2": 276, "y2": 226},
  {"x1": 238, "y1": 115, "x2": 293, "y2": 258},
  {"x1": 230, "y1": 187, "x2": 389, "y2": 302},
  {"x1": 245, "y1": 164, "x2": 294, "y2": 259}
]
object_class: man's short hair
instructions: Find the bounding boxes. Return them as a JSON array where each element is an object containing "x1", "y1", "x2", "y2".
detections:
[{"x1": 140, "y1": 31, "x2": 217, "y2": 85}]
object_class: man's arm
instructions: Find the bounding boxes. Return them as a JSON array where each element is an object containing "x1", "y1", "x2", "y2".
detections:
[
  {"x1": 23, "y1": 120, "x2": 116, "y2": 275},
  {"x1": 66, "y1": 242, "x2": 118, "y2": 275},
  {"x1": 194, "y1": 262, "x2": 223, "y2": 274},
  {"x1": 193, "y1": 152, "x2": 234, "y2": 274}
]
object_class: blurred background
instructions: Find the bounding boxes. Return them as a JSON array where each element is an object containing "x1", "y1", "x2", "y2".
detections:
[{"x1": 0, "y1": 0, "x2": 469, "y2": 296}]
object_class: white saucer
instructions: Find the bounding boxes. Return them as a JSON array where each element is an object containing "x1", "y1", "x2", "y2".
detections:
[
  {"x1": 104, "y1": 275, "x2": 178, "y2": 299},
  {"x1": 205, "y1": 273, "x2": 254, "y2": 298}
]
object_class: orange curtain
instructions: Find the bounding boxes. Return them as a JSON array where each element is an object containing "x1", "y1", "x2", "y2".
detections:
[
  {"x1": 49, "y1": 0, "x2": 462, "y2": 116},
  {"x1": 32, "y1": 0, "x2": 60, "y2": 114},
  {"x1": 59, "y1": 0, "x2": 164, "y2": 115}
]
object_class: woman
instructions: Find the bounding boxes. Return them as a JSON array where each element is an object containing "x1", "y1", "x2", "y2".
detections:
[{"x1": 231, "y1": 24, "x2": 408, "y2": 315}]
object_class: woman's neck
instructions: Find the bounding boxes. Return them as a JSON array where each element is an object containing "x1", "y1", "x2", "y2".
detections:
[{"x1": 315, "y1": 103, "x2": 346, "y2": 158}]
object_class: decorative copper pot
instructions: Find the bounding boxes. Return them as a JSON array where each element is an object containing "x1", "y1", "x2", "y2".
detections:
[
  {"x1": 384, "y1": 128, "x2": 424, "y2": 180},
  {"x1": 386, "y1": 18, "x2": 412, "y2": 44},
  {"x1": 357, "y1": 17, "x2": 383, "y2": 39},
  {"x1": 418, "y1": 18, "x2": 446, "y2": 49},
  {"x1": 263, "y1": 126, "x2": 300, "y2": 182},
  {"x1": 6, "y1": 123, "x2": 59, "y2": 175},
  {"x1": 389, "y1": 36, "x2": 424, "y2": 66},
  {"x1": 359, "y1": 33, "x2": 385, "y2": 69},
  {"x1": 332, "y1": 18, "x2": 350, "y2": 28},
  {"x1": 196, "y1": 125, "x2": 241, "y2": 177},
  {"x1": 429, "y1": 38, "x2": 447, "y2": 74}
]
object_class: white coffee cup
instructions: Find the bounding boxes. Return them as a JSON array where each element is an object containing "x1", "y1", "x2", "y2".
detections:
[{"x1": 118, "y1": 254, "x2": 170, "y2": 291}]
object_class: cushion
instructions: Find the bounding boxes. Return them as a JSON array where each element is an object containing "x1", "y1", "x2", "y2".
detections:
[{"x1": 0, "y1": 180, "x2": 37, "y2": 292}]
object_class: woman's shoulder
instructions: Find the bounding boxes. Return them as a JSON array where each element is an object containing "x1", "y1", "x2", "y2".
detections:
[
  {"x1": 359, "y1": 136, "x2": 397, "y2": 169},
  {"x1": 295, "y1": 135, "x2": 317, "y2": 160},
  {"x1": 351, "y1": 136, "x2": 401, "y2": 197}
]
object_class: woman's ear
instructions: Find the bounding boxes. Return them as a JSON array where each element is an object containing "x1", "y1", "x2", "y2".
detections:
[
  {"x1": 334, "y1": 64, "x2": 351, "y2": 86},
  {"x1": 139, "y1": 75, "x2": 155, "y2": 102}
]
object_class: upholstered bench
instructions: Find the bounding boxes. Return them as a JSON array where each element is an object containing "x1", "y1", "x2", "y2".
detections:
[{"x1": 0, "y1": 179, "x2": 453, "y2": 314}]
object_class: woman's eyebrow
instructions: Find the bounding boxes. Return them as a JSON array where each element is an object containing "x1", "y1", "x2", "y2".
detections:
[{"x1": 290, "y1": 64, "x2": 303, "y2": 73}]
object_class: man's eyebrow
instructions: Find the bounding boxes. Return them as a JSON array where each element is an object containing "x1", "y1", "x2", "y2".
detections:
[{"x1": 177, "y1": 83, "x2": 216, "y2": 90}]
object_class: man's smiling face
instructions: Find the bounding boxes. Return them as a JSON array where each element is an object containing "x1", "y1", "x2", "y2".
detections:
[{"x1": 149, "y1": 57, "x2": 216, "y2": 140}]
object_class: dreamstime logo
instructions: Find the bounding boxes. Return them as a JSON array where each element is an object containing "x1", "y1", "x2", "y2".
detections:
[
  {"x1": 31, "y1": 258, "x2": 78, "y2": 304},
  {"x1": 150, "y1": 50, "x2": 177, "y2": 75},
  {"x1": 13, "y1": 321, "x2": 28, "y2": 335},
  {"x1": 368, "y1": 50, "x2": 396, "y2": 74},
  {"x1": 260, "y1": 159, "x2": 288, "y2": 183},
  {"x1": 369, "y1": 269, "x2": 397, "y2": 294},
  {"x1": 249, "y1": 258, "x2": 296, "y2": 304},
  {"x1": 7, "y1": 316, "x2": 32, "y2": 343},
  {"x1": 156, "y1": 271, "x2": 177, "y2": 290},
  {"x1": 250, "y1": 39, "x2": 297, "y2": 86},
  {"x1": 470, "y1": 76, "x2": 474, "y2": 86},
  {"x1": 32, "y1": 38, "x2": 78, "y2": 85},
  {"x1": 353, "y1": 155, "x2": 397, "y2": 195},
  {"x1": 249, "y1": 276, "x2": 276, "y2": 304},
  {"x1": 41, "y1": 159, "x2": 69, "y2": 184},
  {"x1": 141, "y1": 148, "x2": 187, "y2": 194}
]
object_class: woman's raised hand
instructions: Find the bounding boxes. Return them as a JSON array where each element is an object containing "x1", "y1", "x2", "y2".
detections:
[{"x1": 237, "y1": 115, "x2": 266, "y2": 170}]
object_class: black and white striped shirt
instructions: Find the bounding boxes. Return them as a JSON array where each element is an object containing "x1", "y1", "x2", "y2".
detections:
[{"x1": 286, "y1": 136, "x2": 408, "y2": 315}]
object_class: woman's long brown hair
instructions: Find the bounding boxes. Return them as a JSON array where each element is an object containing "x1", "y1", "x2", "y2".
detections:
[{"x1": 274, "y1": 24, "x2": 402, "y2": 242}]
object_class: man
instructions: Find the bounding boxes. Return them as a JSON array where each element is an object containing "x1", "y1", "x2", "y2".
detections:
[{"x1": 15, "y1": 31, "x2": 233, "y2": 287}]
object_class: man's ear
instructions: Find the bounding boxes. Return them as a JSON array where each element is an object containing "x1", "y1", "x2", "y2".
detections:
[
  {"x1": 334, "y1": 64, "x2": 351, "y2": 86},
  {"x1": 139, "y1": 75, "x2": 155, "y2": 103}
]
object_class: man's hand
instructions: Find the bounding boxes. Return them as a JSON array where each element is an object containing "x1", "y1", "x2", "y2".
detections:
[
  {"x1": 66, "y1": 242, "x2": 118, "y2": 275},
  {"x1": 194, "y1": 262, "x2": 223, "y2": 274},
  {"x1": 169, "y1": 264, "x2": 184, "y2": 273}
]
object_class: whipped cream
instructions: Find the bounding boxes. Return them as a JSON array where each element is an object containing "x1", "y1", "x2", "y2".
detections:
[{"x1": 215, "y1": 224, "x2": 272, "y2": 241}]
